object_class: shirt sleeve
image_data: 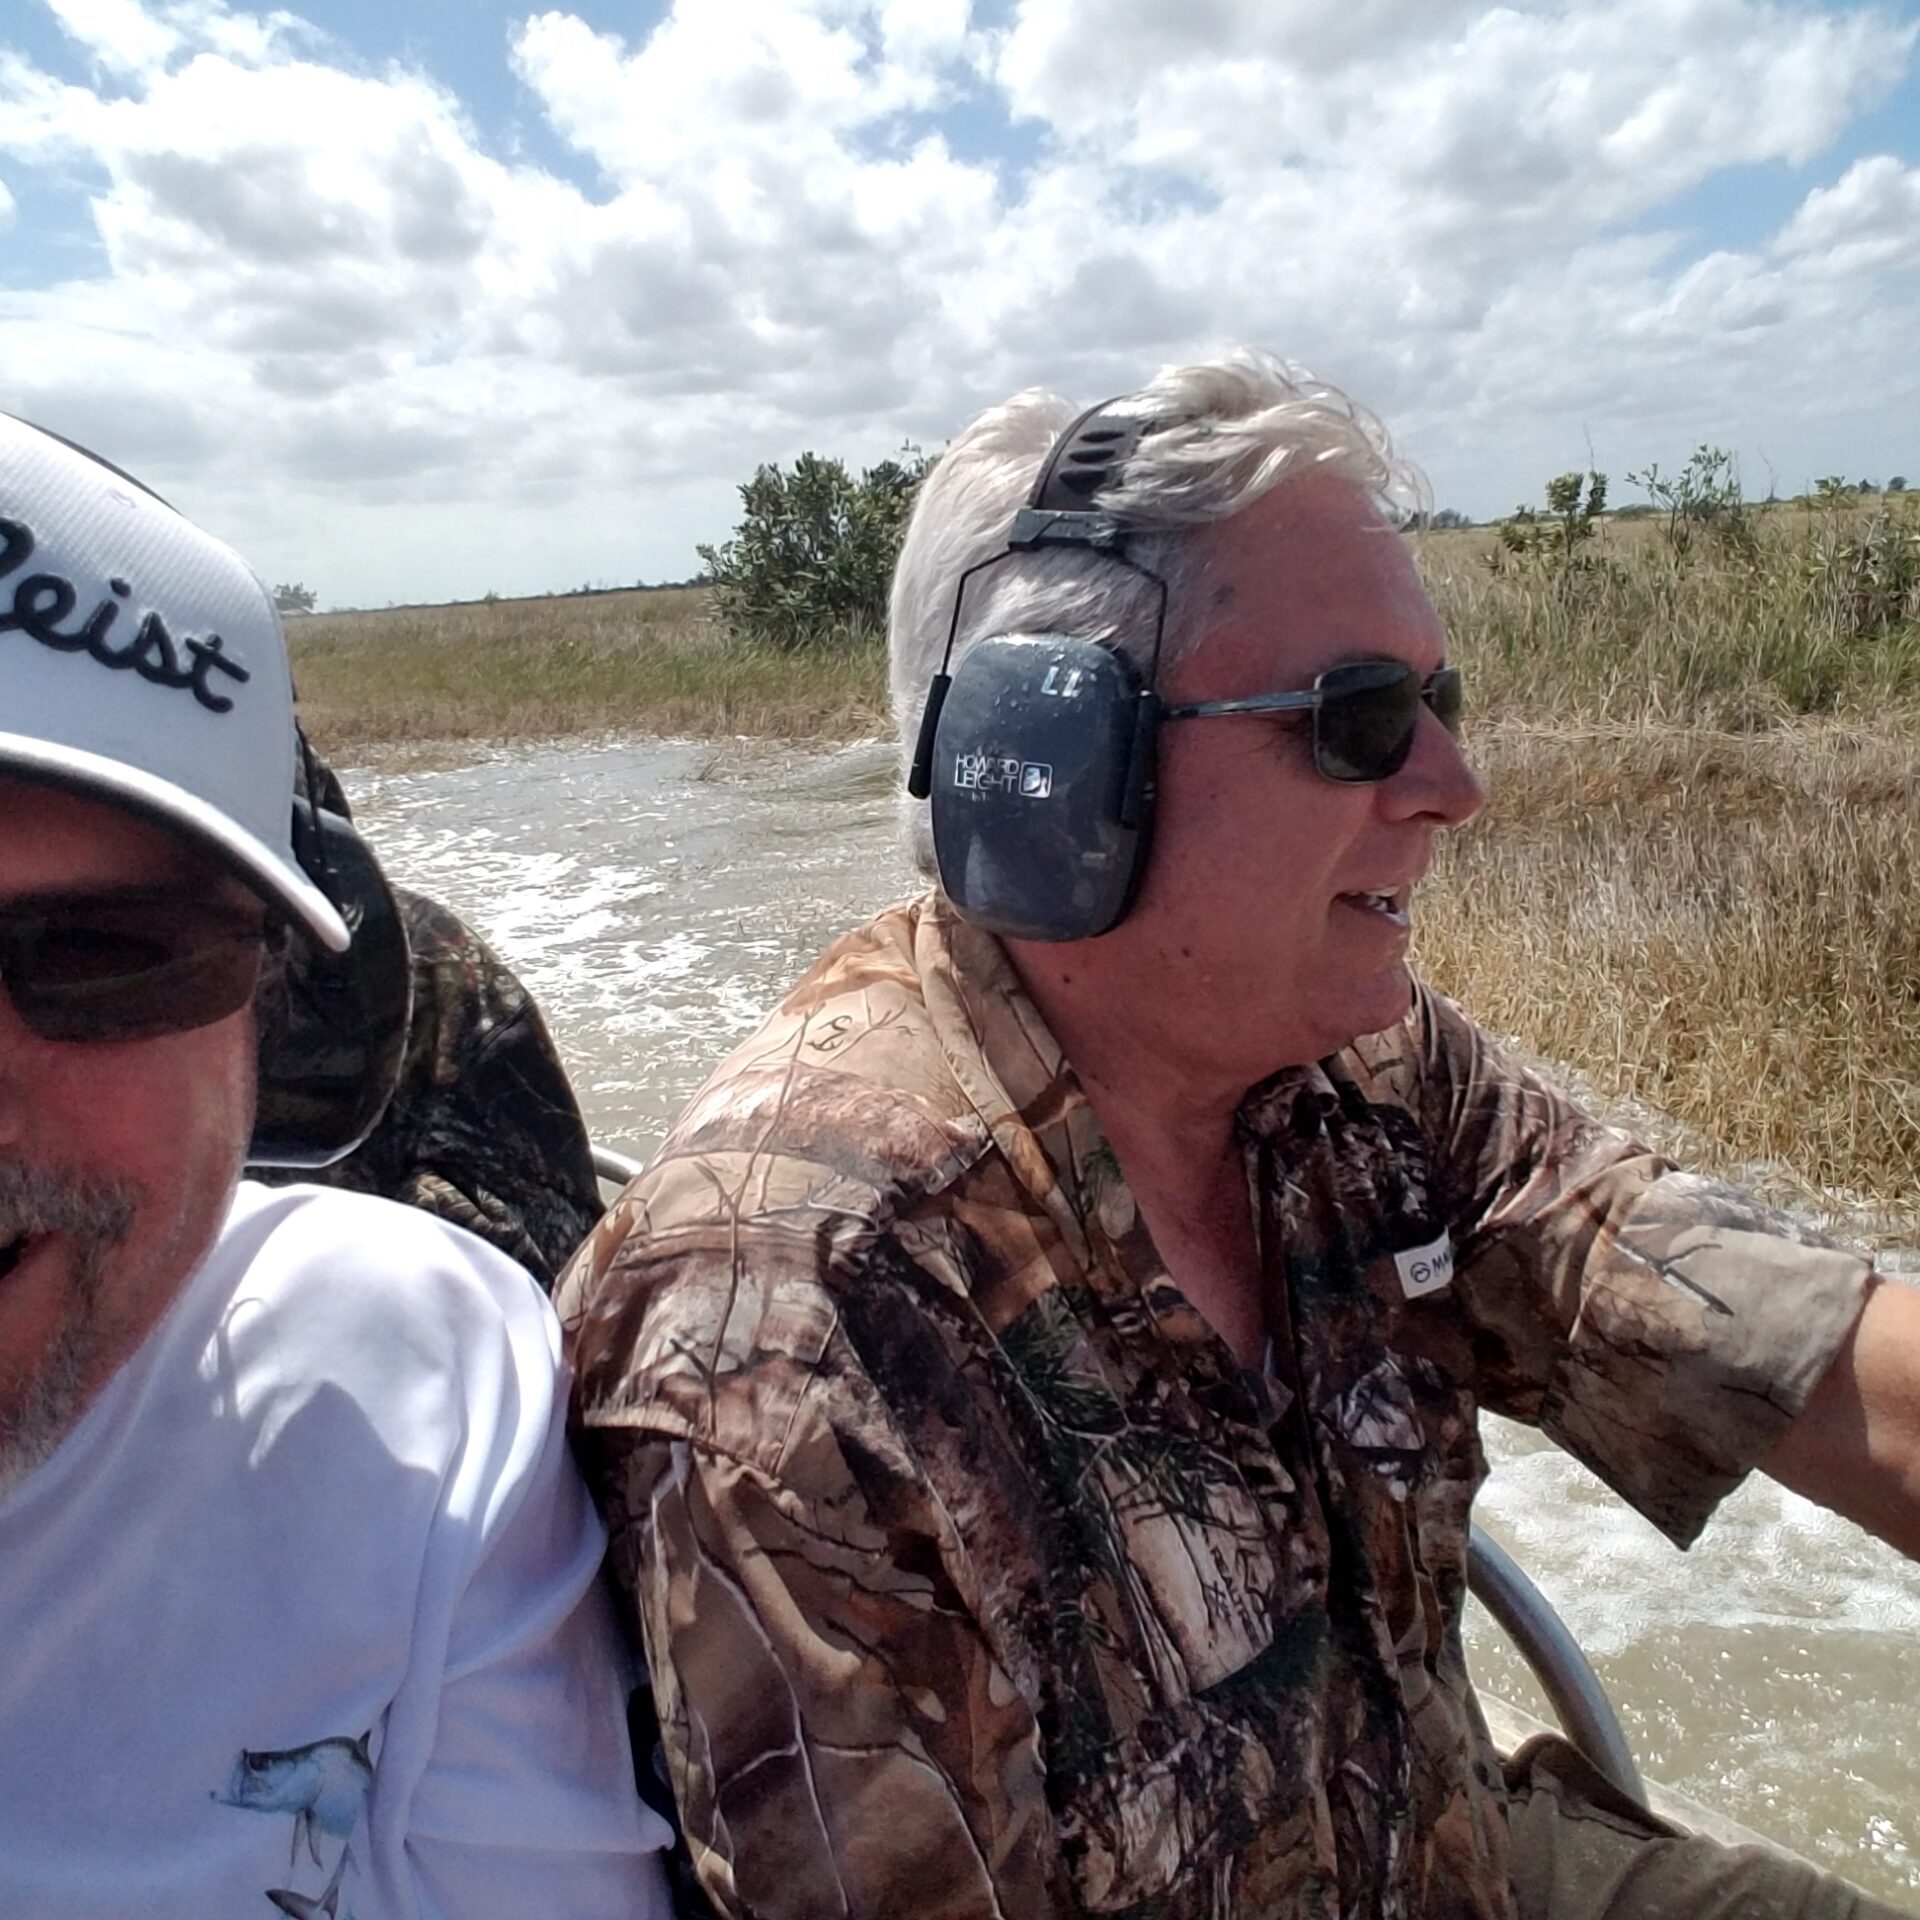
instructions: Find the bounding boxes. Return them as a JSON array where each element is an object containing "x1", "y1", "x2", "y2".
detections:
[
  {"x1": 356, "y1": 1229, "x2": 676, "y2": 1920},
  {"x1": 583, "y1": 1414, "x2": 1058, "y2": 1920},
  {"x1": 1408, "y1": 984, "x2": 1874, "y2": 1547}
]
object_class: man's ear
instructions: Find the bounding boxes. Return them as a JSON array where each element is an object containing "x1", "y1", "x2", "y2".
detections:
[{"x1": 247, "y1": 811, "x2": 412, "y2": 1170}]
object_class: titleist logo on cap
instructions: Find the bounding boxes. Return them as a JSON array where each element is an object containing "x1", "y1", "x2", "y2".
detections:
[{"x1": 0, "y1": 513, "x2": 252, "y2": 716}]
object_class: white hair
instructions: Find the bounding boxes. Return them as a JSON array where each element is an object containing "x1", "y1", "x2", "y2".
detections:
[{"x1": 888, "y1": 348, "x2": 1426, "y2": 873}]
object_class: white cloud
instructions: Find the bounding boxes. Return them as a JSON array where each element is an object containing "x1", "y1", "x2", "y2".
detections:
[
  {"x1": 0, "y1": 0, "x2": 1915, "y2": 601},
  {"x1": 1776, "y1": 154, "x2": 1920, "y2": 275},
  {"x1": 0, "y1": 48, "x2": 108, "y2": 156},
  {"x1": 511, "y1": 4, "x2": 946, "y2": 189},
  {"x1": 44, "y1": 0, "x2": 183, "y2": 79},
  {"x1": 43, "y1": 0, "x2": 302, "y2": 80},
  {"x1": 1001, "y1": 0, "x2": 1912, "y2": 247}
]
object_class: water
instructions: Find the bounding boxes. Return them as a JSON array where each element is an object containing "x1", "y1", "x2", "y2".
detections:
[
  {"x1": 346, "y1": 735, "x2": 1920, "y2": 1906},
  {"x1": 347, "y1": 736, "x2": 916, "y2": 1158}
]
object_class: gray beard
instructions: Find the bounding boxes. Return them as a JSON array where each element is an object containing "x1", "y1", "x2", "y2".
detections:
[{"x1": 0, "y1": 1160, "x2": 136, "y2": 1502}]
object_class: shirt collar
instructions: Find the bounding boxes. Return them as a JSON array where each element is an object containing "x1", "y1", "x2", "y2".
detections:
[
  {"x1": 914, "y1": 890, "x2": 1099, "y2": 1267},
  {"x1": 911, "y1": 890, "x2": 1347, "y2": 1241}
]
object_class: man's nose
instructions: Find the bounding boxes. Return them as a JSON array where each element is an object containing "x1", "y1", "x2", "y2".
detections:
[{"x1": 1383, "y1": 706, "x2": 1485, "y2": 827}]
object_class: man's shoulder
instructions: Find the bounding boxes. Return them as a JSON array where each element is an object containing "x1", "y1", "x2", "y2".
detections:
[
  {"x1": 224, "y1": 1182, "x2": 560, "y2": 1375},
  {"x1": 657, "y1": 897, "x2": 992, "y2": 1226},
  {"x1": 562, "y1": 899, "x2": 999, "y2": 1460}
]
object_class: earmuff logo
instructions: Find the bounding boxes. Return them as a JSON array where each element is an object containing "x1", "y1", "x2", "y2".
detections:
[{"x1": 953, "y1": 751, "x2": 1052, "y2": 799}]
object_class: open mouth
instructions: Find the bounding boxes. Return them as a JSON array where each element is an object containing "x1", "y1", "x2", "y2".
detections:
[
  {"x1": 0, "y1": 1233, "x2": 30, "y2": 1284},
  {"x1": 1337, "y1": 888, "x2": 1411, "y2": 929}
]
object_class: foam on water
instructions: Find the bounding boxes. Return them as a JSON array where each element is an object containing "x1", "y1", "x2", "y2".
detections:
[
  {"x1": 1478, "y1": 1418, "x2": 1920, "y2": 1655},
  {"x1": 344, "y1": 737, "x2": 919, "y2": 1152}
]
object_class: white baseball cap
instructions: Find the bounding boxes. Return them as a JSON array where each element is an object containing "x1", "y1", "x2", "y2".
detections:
[{"x1": 0, "y1": 413, "x2": 349, "y2": 953}]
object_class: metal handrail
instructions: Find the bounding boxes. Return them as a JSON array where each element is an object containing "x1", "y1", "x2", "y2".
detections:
[
  {"x1": 593, "y1": 1144, "x2": 643, "y2": 1191},
  {"x1": 1468, "y1": 1525, "x2": 1646, "y2": 1802},
  {"x1": 587, "y1": 1144, "x2": 1644, "y2": 1804}
]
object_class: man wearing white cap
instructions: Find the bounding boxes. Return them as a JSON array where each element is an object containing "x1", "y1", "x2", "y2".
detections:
[{"x1": 0, "y1": 415, "x2": 675, "y2": 1920}]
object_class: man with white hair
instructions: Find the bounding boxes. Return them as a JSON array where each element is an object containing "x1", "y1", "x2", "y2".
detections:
[
  {"x1": 561, "y1": 351, "x2": 1920, "y2": 1918},
  {"x1": 0, "y1": 415, "x2": 674, "y2": 1920}
]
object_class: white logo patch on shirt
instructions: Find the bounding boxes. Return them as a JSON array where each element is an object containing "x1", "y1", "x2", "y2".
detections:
[{"x1": 1394, "y1": 1232, "x2": 1455, "y2": 1299}]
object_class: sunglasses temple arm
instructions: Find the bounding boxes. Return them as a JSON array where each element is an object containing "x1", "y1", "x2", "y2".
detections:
[{"x1": 1160, "y1": 691, "x2": 1323, "y2": 722}]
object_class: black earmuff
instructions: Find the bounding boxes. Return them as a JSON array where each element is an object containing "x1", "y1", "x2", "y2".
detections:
[
  {"x1": 247, "y1": 786, "x2": 413, "y2": 1170},
  {"x1": 907, "y1": 398, "x2": 1168, "y2": 942}
]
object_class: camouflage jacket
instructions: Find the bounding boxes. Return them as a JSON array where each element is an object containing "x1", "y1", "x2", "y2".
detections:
[
  {"x1": 559, "y1": 893, "x2": 1872, "y2": 1920},
  {"x1": 260, "y1": 888, "x2": 602, "y2": 1290}
]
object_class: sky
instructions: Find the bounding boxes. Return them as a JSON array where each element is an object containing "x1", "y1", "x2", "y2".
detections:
[{"x1": 2, "y1": 0, "x2": 1917, "y2": 609}]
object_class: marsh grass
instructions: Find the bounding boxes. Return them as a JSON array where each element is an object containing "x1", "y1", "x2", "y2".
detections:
[
  {"x1": 292, "y1": 512, "x2": 1920, "y2": 1217},
  {"x1": 1412, "y1": 509, "x2": 1920, "y2": 1222},
  {"x1": 1414, "y1": 719, "x2": 1920, "y2": 1221},
  {"x1": 289, "y1": 587, "x2": 888, "y2": 751},
  {"x1": 1420, "y1": 510, "x2": 1920, "y2": 725}
]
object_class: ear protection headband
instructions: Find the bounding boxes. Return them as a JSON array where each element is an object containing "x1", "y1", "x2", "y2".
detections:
[
  {"x1": 905, "y1": 399, "x2": 1170, "y2": 942},
  {"x1": 247, "y1": 751, "x2": 412, "y2": 1169}
]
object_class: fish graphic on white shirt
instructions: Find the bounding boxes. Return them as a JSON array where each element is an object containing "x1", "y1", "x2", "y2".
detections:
[{"x1": 213, "y1": 1733, "x2": 372, "y2": 1916}]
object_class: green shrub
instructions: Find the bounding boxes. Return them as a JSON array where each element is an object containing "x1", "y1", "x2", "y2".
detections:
[
  {"x1": 697, "y1": 448, "x2": 931, "y2": 650},
  {"x1": 1490, "y1": 470, "x2": 1609, "y2": 575},
  {"x1": 1803, "y1": 493, "x2": 1920, "y2": 639},
  {"x1": 1628, "y1": 447, "x2": 1757, "y2": 562}
]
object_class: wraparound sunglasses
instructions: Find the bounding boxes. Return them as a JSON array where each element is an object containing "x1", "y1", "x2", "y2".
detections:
[
  {"x1": 0, "y1": 890, "x2": 271, "y2": 1044},
  {"x1": 1162, "y1": 659, "x2": 1464, "y2": 783}
]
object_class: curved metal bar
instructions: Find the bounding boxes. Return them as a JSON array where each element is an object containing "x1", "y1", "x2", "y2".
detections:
[
  {"x1": 1468, "y1": 1525, "x2": 1646, "y2": 1804},
  {"x1": 593, "y1": 1144, "x2": 643, "y2": 1192}
]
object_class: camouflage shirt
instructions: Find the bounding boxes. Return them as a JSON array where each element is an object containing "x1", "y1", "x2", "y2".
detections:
[
  {"x1": 559, "y1": 893, "x2": 1873, "y2": 1920},
  {"x1": 260, "y1": 888, "x2": 602, "y2": 1290}
]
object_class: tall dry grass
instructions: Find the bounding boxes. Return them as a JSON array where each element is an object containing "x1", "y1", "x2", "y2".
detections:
[
  {"x1": 1419, "y1": 509, "x2": 1920, "y2": 724},
  {"x1": 1410, "y1": 505, "x2": 1920, "y2": 1223},
  {"x1": 1413, "y1": 720, "x2": 1920, "y2": 1220},
  {"x1": 289, "y1": 587, "x2": 888, "y2": 752}
]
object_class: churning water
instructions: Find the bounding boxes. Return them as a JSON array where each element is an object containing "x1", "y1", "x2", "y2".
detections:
[{"x1": 347, "y1": 735, "x2": 1920, "y2": 1905}]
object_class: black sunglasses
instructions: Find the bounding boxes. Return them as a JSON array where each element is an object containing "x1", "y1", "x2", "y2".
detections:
[
  {"x1": 1162, "y1": 659, "x2": 1464, "y2": 783},
  {"x1": 0, "y1": 890, "x2": 271, "y2": 1044}
]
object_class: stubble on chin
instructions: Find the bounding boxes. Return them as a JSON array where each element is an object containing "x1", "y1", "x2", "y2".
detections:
[{"x1": 0, "y1": 1163, "x2": 136, "y2": 1500}]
